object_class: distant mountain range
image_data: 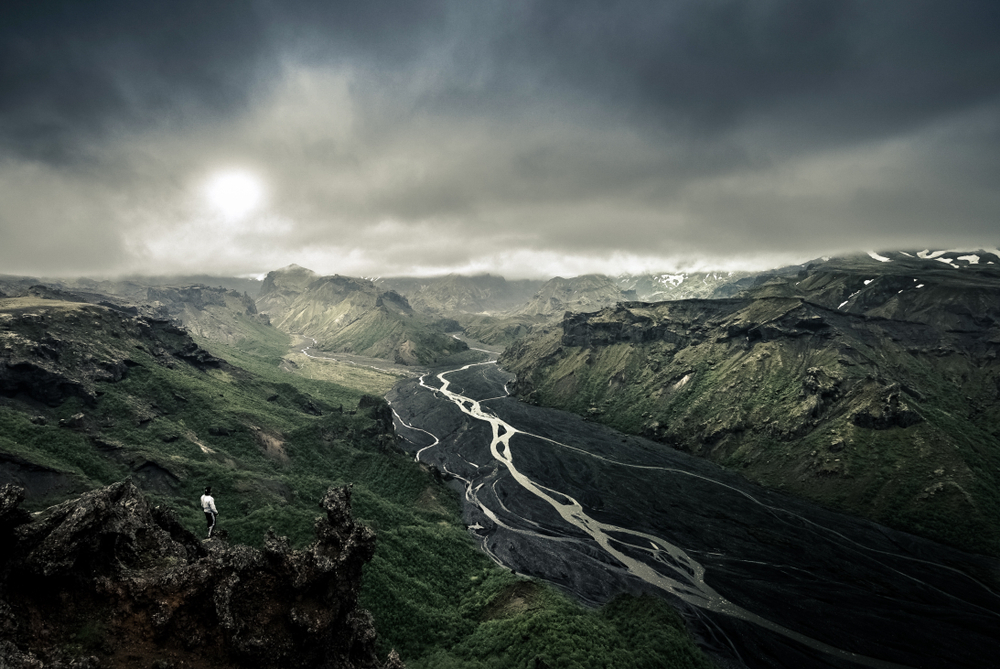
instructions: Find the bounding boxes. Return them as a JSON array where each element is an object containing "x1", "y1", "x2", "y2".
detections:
[
  {"x1": 617, "y1": 270, "x2": 755, "y2": 301},
  {"x1": 374, "y1": 274, "x2": 544, "y2": 316},
  {"x1": 3, "y1": 249, "x2": 1000, "y2": 666}
]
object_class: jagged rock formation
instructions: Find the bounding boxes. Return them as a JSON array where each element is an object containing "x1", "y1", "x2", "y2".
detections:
[
  {"x1": 256, "y1": 266, "x2": 468, "y2": 365},
  {"x1": 0, "y1": 480, "x2": 403, "y2": 669},
  {"x1": 500, "y1": 253, "x2": 1000, "y2": 555}
]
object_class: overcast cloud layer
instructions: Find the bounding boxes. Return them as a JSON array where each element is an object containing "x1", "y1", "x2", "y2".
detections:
[{"x1": 2, "y1": 0, "x2": 999, "y2": 278}]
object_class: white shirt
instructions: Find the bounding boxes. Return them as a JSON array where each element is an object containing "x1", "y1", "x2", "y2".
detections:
[{"x1": 201, "y1": 494, "x2": 218, "y2": 514}]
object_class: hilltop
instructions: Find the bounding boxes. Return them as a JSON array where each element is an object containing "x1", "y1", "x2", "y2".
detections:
[{"x1": 374, "y1": 274, "x2": 544, "y2": 316}]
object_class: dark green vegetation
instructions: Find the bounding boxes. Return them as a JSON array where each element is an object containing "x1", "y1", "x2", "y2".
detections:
[
  {"x1": 0, "y1": 293, "x2": 711, "y2": 668},
  {"x1": 501, "y1": 252, "x2": 1000, "y2": 556},
  {"x1": 401, "y1": 581, "x2": 711, "y2": 669}
]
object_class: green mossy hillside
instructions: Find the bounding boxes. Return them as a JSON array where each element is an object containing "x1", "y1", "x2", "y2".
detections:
[{"x1": 501, "y1": 296, "x2": 1000, "y2": 556}]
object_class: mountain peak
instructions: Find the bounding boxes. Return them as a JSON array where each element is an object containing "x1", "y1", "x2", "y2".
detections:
[{"x1": 275, "y1": 263, "x2": 317, "y2": 275}]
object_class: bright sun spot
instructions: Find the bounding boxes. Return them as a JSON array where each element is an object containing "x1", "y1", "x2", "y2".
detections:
[{"x1": 204, "y1": 170, "x2": 265, "y2": 219}]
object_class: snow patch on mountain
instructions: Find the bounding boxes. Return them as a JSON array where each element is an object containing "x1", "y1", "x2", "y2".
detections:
[{"x1": 659, "y1": 274, "x2": 686, "y2": 287}]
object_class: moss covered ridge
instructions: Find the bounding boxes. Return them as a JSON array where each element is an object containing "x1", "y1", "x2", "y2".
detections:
[{"x1": 501, "y1": 282, "x2": 1000, "y2": 556}]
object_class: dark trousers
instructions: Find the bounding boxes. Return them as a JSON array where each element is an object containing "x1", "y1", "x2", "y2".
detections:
[{"x1": 205, "y1": 511, "x2": 217, "y2": 537}]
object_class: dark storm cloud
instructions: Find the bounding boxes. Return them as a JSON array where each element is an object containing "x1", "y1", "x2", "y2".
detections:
[
  {"x1": 0, "y1": 1, "x2": 276, "y2": 163},
  {"x1": 0, "y1": 0, "x2": 458, "y2": 159},
  {"x1": 1, "y1": 0, "x2": 999, "y2": 277},
  {"x1": 10, "y1": 0, "x2": 998, "y2": 158},
  {"x1": 462, "y1": 0, "x2": 1000, "y2": 149}
]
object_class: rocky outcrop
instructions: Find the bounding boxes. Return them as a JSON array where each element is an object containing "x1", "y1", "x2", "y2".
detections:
[
  {"x1": 0, "y1": 298, "x2": 222, "y2": 407},
  {"x1": 0, "y1": 480, "x2": 401, "y2": 669},
  {"x1": 849, "y1": 384, "x2": 923, "y2": 429}
]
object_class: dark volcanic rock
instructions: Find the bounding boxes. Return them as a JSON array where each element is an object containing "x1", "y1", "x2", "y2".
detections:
[{"x1": 0, "y1": 480, "x2": 397, "y2": 669}]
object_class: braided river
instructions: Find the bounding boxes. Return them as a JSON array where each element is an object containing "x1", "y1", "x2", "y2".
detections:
[{"x1": 386, "y1": 358, "x2": 1000, "y2": 669}]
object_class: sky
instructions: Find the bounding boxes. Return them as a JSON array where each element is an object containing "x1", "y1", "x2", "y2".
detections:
[{"x1": 1, "y1": 0, "x2": 999, "y2": 279}]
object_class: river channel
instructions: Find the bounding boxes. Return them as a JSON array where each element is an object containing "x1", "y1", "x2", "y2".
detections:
[{"x1": 385, "y1": 359, "x2": 1000, "y2": 669}]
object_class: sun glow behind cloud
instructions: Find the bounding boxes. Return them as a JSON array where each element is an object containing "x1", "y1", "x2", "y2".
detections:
[{"x1": 204, "y1": 169, "x2": 266, "y2": 220}]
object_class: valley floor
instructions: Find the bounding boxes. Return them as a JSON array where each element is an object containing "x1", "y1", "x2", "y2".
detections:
[{"x1": 388, "y1": 361, "x2": 1000, "y2": 669}]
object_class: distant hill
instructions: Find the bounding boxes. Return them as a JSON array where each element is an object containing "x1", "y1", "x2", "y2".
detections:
[
  {"x1": 513, "y1": 274, "x2": 636, "y2": 318},
  {"x1": 257, "y1": 266, "x2": 470, "y2": 365},
  {"x1": 500, "y1": 251, "x2": 1000, "y2": 556},
  {"x1": 22, "y1": 274, "x2": 266, "y2": 299},
  {"x1": 437, "y1": 274, "x2": 638, "y2": 348},
  {"x1": 374, "y1": 274, "x2": 544, "y2": 316},
  {"x1": 0, "y1": 275, "x2": 274, "y2": 349}
]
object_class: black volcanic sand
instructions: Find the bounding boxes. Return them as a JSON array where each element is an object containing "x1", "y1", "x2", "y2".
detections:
[{"x1": 387, "y1": 362, "x2": 1000, "y2": 669}]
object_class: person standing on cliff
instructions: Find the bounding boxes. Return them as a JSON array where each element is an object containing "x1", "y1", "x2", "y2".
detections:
[{"x1": 201, "y1": 486, "x2": 218, "y2": 539}]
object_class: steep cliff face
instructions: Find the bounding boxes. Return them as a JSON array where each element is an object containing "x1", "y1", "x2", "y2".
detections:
[
  {"x1": 0, "y1": 480, "x2": 403, "y2": 669},
  {"x1": 500, "y1": 261, "x2": 1000, "y2": 555}
]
